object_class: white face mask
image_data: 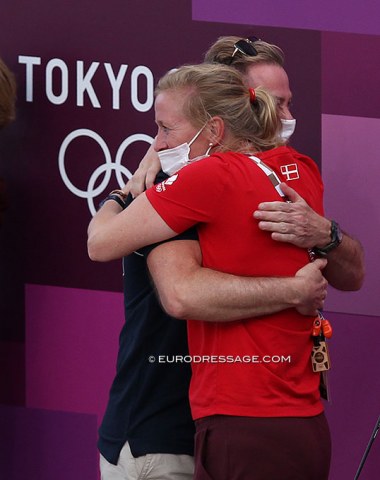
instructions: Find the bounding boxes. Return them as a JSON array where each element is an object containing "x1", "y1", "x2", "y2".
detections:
[
  {"x1": 158, "y1": 126, "x2": 211, "y2": 176},
  {"x1": 280, "y1": 118, "x2": 296, "y2": 142}
]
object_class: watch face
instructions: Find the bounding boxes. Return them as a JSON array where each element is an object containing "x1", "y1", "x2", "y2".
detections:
[
  {"x1": 312, "y1": 220, "x2": 342, "y2": 256},
  {"x1": 332, "y1": 220, "x2": 343, "y2": 244}
]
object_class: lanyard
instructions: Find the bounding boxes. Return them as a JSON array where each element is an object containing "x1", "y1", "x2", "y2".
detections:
[
  {"x1": 249, "y1": 154, "x2": 318, "y2": 261},
  {"x1": 249, "y1": 155, "x2": 288, "y2": 200}
]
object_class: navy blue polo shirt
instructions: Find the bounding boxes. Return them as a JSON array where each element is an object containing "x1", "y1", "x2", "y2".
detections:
[{"x1": 98, "y1": 172, "x2": 196, "y2": 464}]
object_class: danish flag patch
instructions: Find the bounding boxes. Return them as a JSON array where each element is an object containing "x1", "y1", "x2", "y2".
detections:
[{"x1": 280, "y1": 163, "x2": 299, "y2": 181}]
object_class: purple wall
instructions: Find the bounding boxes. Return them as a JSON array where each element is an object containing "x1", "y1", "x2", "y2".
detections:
[
  {"x1": 0, "y1": 1, "x2": 379, "y2": 479},
  {"x1": 192, "y1": 0, "x2": 380, "y2": 35}
]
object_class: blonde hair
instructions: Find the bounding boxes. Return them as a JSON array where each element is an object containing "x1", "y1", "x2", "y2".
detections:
[
  {"x1": 155, "y1": 63, "x2": 281, "y2": 152},
  {"x1": 0, "y1": 57, "x2": 16, "y2": 129},
  {"x1": 204, "y1": 36, "x2": 284, "y2": 74}
]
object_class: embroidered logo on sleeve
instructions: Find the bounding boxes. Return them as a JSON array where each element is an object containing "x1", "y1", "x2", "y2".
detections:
[
  {"x1": 280, "y1": 163, "x2": 299, "y2": 181},
  {"x1": 155, "y1": 173, "x2": 179, "y2": 192}
]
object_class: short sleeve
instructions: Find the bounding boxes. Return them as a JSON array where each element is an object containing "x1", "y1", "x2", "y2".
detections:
[
  {"x1": 145, "y1": 155, "x2": 228, "y2": 233},
  {"x1": 126, "y1": 170, "x2": 199, "y2": 257}
]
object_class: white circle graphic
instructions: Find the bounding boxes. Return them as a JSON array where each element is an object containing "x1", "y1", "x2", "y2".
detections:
[{"x1": 58, "y1": 128, "x2": 153, "y2": 214}]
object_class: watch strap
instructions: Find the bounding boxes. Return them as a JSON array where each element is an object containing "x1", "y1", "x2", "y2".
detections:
[
  {"x1": 312, "y1": 220, "x2": 343, "y2": 257},
  {"x1": 99, "y1": 193, "x2": 126, "y2": 210}
]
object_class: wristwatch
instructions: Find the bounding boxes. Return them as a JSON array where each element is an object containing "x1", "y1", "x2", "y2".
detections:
[{"x1": 312, "y1": 220, "x2": 343, "y2": 257}]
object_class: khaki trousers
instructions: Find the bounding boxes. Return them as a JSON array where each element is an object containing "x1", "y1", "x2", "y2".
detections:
[{"x1": 100, "y1": 442, "x2": 194, "y2": 480}]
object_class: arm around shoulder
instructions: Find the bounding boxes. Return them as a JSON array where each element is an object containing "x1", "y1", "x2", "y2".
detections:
[
  {"x1": 147, "y1": 241, "x2": 328, "y2": 321},
  {"x1": 87, "y1": 192, "x2": 177, "y2": 262}
]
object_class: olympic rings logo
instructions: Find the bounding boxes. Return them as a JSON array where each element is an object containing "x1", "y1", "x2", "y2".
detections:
[{"x1": 58, "y1": 128, "x2": 154, "y2": 215}]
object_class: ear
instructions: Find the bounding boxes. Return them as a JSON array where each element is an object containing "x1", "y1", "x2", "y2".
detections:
[{"x1": 207, "y1": 116, "x2": 224, "y2": 145}]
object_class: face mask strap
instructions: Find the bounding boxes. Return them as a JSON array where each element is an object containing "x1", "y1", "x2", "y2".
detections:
[{"x1": 188, "y1": 123, "x2": 207, "y2": 147}]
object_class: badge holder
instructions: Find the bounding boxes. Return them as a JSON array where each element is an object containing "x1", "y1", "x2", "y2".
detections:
[{"x1": 311, "y1": 311, "x2": 333, "y2": 401}]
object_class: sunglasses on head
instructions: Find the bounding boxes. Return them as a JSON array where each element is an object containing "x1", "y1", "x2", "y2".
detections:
[{"x1": 228, "y1": 36, "x2": 260, "y2": 64}]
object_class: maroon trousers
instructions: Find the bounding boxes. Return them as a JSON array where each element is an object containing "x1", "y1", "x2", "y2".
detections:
[{"x1": 194, "y1": 414, "x2": 331, "y2": 480}]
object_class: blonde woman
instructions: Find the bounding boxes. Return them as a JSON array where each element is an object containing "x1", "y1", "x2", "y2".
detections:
[{"x1": 89, "y1": 63, "x2": 330, "y2": 480}]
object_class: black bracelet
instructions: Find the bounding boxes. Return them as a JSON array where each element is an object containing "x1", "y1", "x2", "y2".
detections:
[{"x1": 99, "y1": 194, "x2": 126, "y2": 210}]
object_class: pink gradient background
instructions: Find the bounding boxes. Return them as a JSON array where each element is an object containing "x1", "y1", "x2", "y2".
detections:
[{"x1": 1, "y1": 1, "x2": 379, "y2": 479}]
